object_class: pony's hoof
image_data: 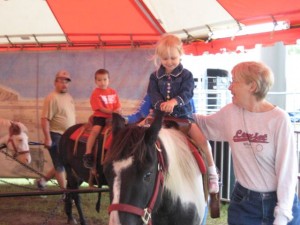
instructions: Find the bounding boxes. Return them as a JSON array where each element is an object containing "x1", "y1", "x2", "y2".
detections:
[{"x1": 67, "y1": 218, "x2": 77, "y2": 224}]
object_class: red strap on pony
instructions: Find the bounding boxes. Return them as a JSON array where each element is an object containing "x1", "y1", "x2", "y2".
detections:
[
  {"x1": 7, "y1": 138, "x2": 17, "y2": 154},
  {"x1": 145, "y1": 144, "x2": 165, "y2": 213},
  {"x1": 187, "y1": 140, "x2": 207, "y2": 174},
  {"x1": 108, "y1": 141, "x2": 165, "y2": 225},
  {"x1": 7, "y1": 137, "x2": 30, "y2": 157},
  {"x1": 108, "y1": 203, "x2": 144, "y2": 216},
  {"x1": 104, "y1": 133, "x2": 112, "y2": 150}
]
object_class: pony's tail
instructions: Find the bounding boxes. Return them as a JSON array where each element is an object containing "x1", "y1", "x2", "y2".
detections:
[{"x1": 96, "y1": 192, "x2": 101, "y2": 213}]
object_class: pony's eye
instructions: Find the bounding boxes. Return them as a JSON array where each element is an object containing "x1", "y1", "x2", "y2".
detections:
[{"x1": 143, "y1": 172, "x2": 152, "y2": 182}]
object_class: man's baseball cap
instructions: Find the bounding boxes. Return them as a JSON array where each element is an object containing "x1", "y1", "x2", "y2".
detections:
[{"x1": 55, "y1": 70, "x2": 71, "y2": 81}]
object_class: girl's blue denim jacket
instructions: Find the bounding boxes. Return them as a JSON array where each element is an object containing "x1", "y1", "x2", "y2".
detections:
[{"x1": 147, "y1": 63, "x2": 194, "y2": 118}]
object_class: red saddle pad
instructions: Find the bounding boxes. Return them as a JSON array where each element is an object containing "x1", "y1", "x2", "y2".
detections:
[{"x1": 187, "y1": 139, "x2": 207, "y2": 174}]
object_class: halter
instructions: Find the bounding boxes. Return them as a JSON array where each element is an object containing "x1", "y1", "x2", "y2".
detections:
[
  {"x1": 7, "y1": 134, "x2": 30, "y2": 158},
  {"x1": 108, "y1": 140, "x2": 166, "y2": 225}
]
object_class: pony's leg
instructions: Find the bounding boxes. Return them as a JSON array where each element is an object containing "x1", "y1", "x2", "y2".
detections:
[
  {"x1": 64, "y1": 166, "x2": 80, "y2": 225},
  {"x1": 64, "y1": 192, "x2": 77, "y2": 225},
  {"x1": 66, "y1": 169, "x2": 87, "y2": 225},
  {"x1": 72, "y1": 188, "x2": 87, "y2": 225}
]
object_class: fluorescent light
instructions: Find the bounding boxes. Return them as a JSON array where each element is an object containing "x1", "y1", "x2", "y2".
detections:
[{"x1": 210, "y1": 21, "x2": 289, "y2": 39}]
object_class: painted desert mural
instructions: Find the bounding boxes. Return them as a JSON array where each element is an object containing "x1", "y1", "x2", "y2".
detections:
[{"x1": 0, "y1": 49, "x2": 155, "y2": 177}]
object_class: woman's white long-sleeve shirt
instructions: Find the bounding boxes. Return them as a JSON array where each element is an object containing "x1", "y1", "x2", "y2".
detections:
[{"x1": 193, "y1": 103, "x2": 298, "y2": 224}]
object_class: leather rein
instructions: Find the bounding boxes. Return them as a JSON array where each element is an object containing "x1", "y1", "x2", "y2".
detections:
[{"x1": 108, "y1": 141, "x2": 166, "y2": 225}]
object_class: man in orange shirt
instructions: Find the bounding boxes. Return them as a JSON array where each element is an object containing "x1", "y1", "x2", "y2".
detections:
[{"x1": 83, "y1": 69, "x2": 121, "y2": 168}]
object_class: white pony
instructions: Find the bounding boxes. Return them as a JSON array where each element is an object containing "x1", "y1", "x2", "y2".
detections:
[{"x1": 0, "y1": 118, "x2": 31, "y2": 164}]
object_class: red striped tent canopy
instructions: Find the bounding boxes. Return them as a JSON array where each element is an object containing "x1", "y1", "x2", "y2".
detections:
[{"x1": 0, "y1": 0, "x2": 299, "y2": 54}]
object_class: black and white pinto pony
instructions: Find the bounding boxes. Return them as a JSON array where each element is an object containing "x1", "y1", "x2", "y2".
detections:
[
  {"x1": 0, "y1": 118, "x2": 31, "y2": 164},
  {"x1": 103, "y1": 112, "x2": 207, "y2": 225}
]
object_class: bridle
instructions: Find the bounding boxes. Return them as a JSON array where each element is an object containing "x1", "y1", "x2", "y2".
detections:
[
  {"x1": 108, "y1": 141, "x2": 166, "y2": 225},
  {"x1": 6, "y1": 134, "x2": 30, "y2": 158}
]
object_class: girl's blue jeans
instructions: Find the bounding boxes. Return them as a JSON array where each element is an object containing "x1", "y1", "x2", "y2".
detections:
[{"x1": 228, "y1": 182, "x2": 300, "y2": 225}]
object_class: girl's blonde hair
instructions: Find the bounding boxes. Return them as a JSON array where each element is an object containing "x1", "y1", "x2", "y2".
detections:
[
  {"x1": 231, "y1": 61, "x2": 274, "y2": 100},
  {"x1": 153, "y1": 34, "x2": 183, "y2": 67}
]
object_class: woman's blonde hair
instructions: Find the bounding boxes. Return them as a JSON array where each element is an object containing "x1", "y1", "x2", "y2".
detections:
[
  {"x1": 231, "y1": 61, "x2": 274, "y2": 100},
  {"x1": 153, "y1": 34, "x2": 183, "y2": 67}
]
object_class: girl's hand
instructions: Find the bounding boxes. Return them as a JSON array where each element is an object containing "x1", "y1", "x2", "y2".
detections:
[{"x1": 160, "y1": 99, "x2": 177, "y2": 113}]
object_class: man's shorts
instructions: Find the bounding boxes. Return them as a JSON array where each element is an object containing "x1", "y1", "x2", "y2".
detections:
[{"x1": 48, "y1": 132, "x2": 64, "y2": 172}]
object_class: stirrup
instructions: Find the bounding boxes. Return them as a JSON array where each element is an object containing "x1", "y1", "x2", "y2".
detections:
[{"x1": 83, "y1": 154, "x2": 94, "y2": 169}]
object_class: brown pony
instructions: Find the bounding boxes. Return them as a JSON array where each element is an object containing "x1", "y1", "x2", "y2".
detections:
[{"x1": 59, "y1": 122, "x2": 107, "y2": 225}]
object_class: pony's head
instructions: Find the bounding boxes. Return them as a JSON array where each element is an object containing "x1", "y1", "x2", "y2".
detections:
[
  {"x1": 1, "y1": 122, "x2": 31, "y2": 164},
  {"x1": 103, "y1": 111, "x2": 166, "y2": 225},
  {"x1": 104, "y1": 112, "x2": 206, "y2": 225}
]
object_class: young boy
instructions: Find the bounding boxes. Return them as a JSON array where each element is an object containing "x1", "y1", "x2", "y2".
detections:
[{"x1": 83, "y1": 69, "x2": 121, "y2": 168}]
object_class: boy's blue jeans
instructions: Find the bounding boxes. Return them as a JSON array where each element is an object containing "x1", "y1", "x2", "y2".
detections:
[{"x1": 228, "y1": 182, "x2": 300, "y2": 225}]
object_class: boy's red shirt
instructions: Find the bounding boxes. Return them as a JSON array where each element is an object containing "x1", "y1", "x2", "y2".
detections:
[{"x1": 90, "y1": 87, "x2": 121, "y2": 118}]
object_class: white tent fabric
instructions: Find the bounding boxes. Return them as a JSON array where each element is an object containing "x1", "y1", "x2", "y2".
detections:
[
  {"x1": 142, "y1": 0, "x2": 235, "y2": 38},
  {"x1": 0, "y1": 0, "x2": 66, "y2": 44},
  {"x1": 0, "y1": 0, "x2": 236, "y2": 45},
  {"x1": 0, "y1": 0, "x2": 299, "y2": 53}
]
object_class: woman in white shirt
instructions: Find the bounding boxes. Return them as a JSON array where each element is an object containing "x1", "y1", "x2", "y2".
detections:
[{"x1": 193, "y1": 61, "x2": 300, "y2": 225}]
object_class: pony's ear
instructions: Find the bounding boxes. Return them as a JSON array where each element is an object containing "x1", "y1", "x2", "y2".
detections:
[
  {"x1": 145, "y1": 110, "x2": 164, "y2": 145},
  {"x1": 112, "y1": 113, "x2": 125, "y2": 136},
  {"x1": 9, "y1": 122, "x2": 21, "y2": 136}
]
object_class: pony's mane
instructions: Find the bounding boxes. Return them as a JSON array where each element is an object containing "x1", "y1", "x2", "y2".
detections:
[
  {"x1": 0, "y1": 119, "x2": 28, "y2": 137},
  {"x1": 0, "y1": 118, "x2": 13, "y2": 129},
  {"x1": 104, "y1": 123, "x2": 204, "y2": 215},
  {"x1": 104, "y1": 125, "x2": 148, "y2": 165},
  {"x1": 13, "y1": 122, "x2": 28, "y2": 133},
  {"x1": 0, "y1": 119, "x2": 29, "y2": 149},
  {"x1": 158, "y1": 127, "x2": 204, "y2": 214}
]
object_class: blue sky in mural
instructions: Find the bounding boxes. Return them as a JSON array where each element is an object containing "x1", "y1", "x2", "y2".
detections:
[{"x1": 0, "y1": 50, "x2": 155, "y2": 100}]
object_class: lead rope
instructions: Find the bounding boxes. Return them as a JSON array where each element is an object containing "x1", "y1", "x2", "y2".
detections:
[
  {"x1": 0, "y1": 178, "x2": 40, "y2": 190},
  {"x1": 0, "y1": 145, "x2": 62, "y2": 225},
  {"x1": 0, "y1": 148, "x2": 59, "y2": 187}
]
